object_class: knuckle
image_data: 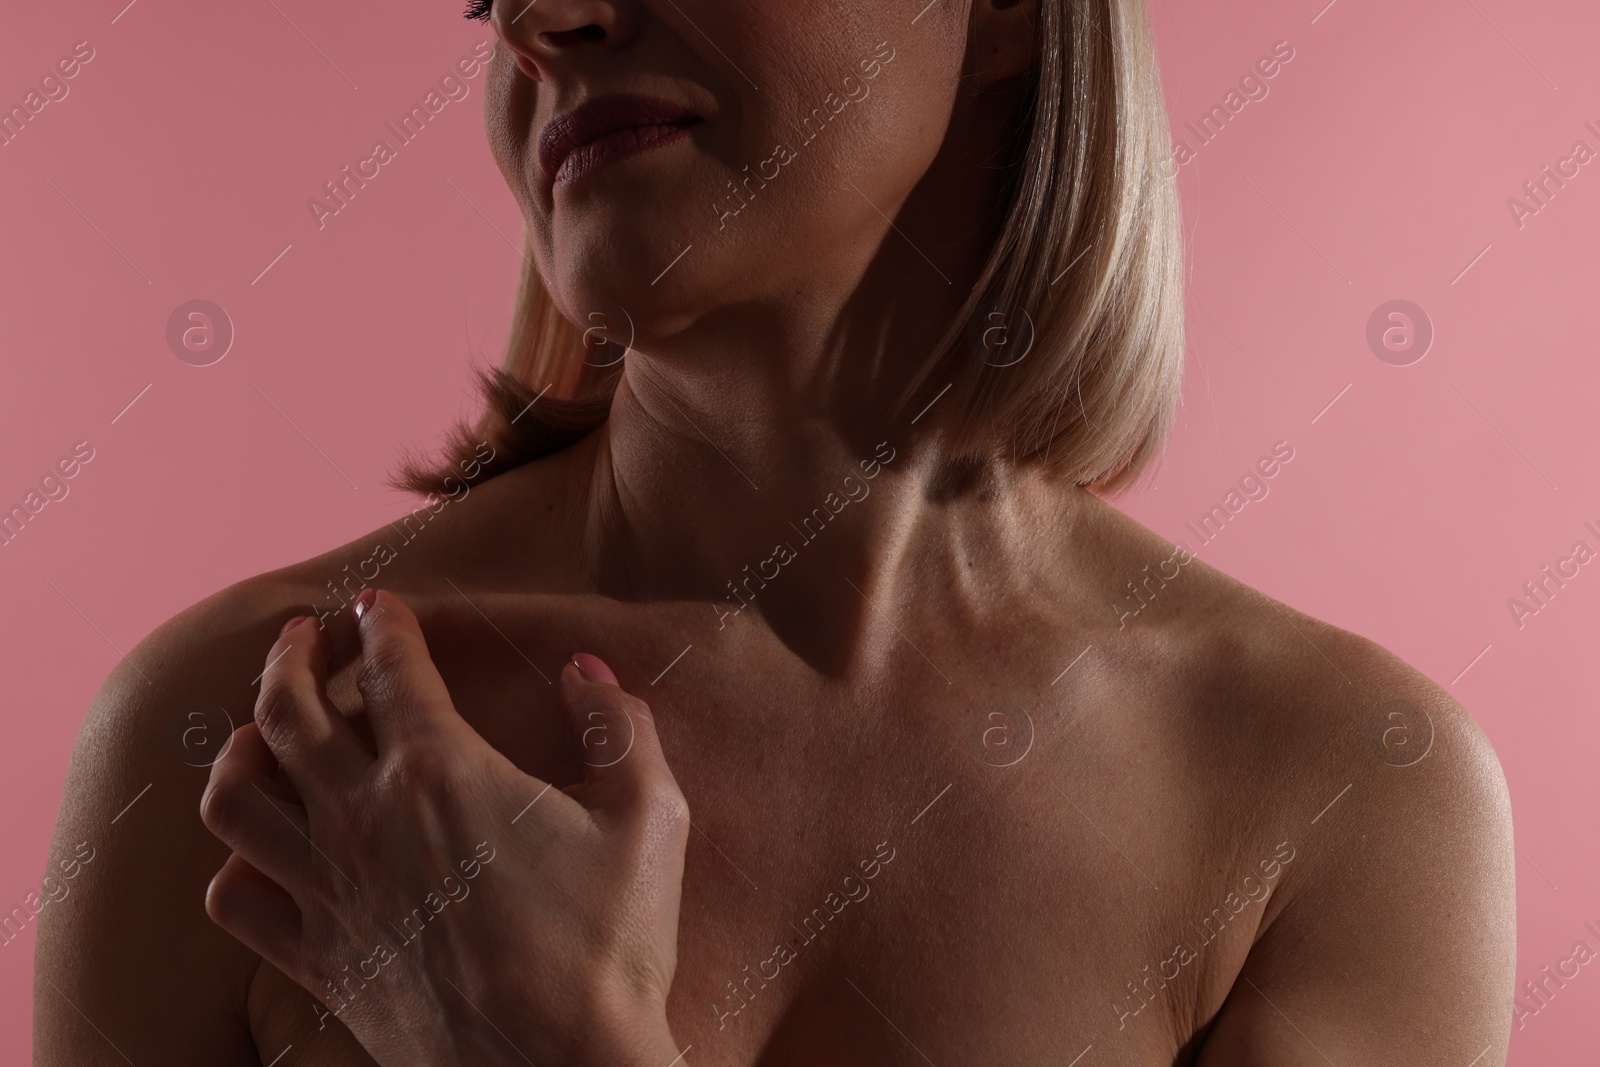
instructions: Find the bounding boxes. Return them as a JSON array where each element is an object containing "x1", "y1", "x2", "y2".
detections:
[
  {"x1": 616, "y1": 692, "x2": 652, "y2": 723},
  {"x1": 253, "y1": 678, "x2": 299, "y2": 748},
  {"x1": 199, "y1": 773, "x2": 246, "y2": 839},
  {"x1": 579, "y1": 685, "x2": 646, "y2": 718},
  {"x1": 639, "y1": 778, "x2": 690, "y2": 830},
  {"x1": 601, "y1": 686, "x2": 646, "y2": 713},
  {"x1": 354, "y1": 636, "x2": 412, "y2": 703},
  {"x1": 353, "y1": 644, "x2": 392, "y2": 697},
  {"x1": 579, "y1": 693, "x2": 651, "y2": 750}
]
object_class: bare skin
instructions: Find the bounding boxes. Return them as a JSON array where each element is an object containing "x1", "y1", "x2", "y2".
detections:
[
  {"x1": 35, "y1": 421, "x2": 1514, "y2": 1065},
  {"x1": 35, "y1": 0, "x2": 1514, "y2": 1063}
]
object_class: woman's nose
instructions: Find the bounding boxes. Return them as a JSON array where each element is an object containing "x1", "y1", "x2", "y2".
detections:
[{"x1": 491, "y1": 0, "x2": 639, "y2": 81}]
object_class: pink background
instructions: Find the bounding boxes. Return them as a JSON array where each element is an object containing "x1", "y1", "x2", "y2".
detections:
[{"x1": 2, "y1": 0, "x2": 1596, "y2": 1061}]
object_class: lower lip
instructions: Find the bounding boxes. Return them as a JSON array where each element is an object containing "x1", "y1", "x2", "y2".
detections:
[{"x1": 554, "y1": 123, "x2": 696, "y2": 187}]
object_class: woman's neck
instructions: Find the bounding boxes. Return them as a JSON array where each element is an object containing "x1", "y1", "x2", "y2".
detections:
[
  {"x1": 554, "y1": 96, "x2": 1071, "y2": 667},
  {"x1": 572, "y1": 343, "x2": 1085, "y2": 675}
]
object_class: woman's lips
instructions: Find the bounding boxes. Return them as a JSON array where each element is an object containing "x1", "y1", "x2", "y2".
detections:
[
  {"x1": 539, "y1": 95, "x2": 702, "y2": 188},
  {"x1": 553, "y1": 121, "x2": 697, "y2": 186}
]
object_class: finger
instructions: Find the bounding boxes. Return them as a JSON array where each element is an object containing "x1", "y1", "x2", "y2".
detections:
[
  {"x1": 255, "y1": 614, "x2": 368, "y2": 799},
  {"x1": 352, "y1": 589, "x2": 474, "y2": 752},
  {"x1": 205, "y1": 852, "x2": 303, "y2": 976},
  {"x1": 201, "y1": 724, "x2": 314, "y2": 893},
  {"x1": 557, "y1": 654, "x2": 688, "y2": 827}
]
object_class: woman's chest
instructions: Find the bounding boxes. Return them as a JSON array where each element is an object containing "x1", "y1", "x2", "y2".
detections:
[{"x1": 279, "y1": 591, "x2": 1244, "y2": 1065}]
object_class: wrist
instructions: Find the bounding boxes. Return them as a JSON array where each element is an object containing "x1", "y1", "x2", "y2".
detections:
[
  {"x1": 575, "y1": 979, "x2": 682, "y2": 1067},
  {"x1": 577, "y1": 1023, "x2": 683, "y2": 1067},
  {"x1": 439, "y1": 1027, "x2": 678, "y2": 1067},
  {"x1": 462, "y1": 983, "x2": 679, "y2": 1067}
]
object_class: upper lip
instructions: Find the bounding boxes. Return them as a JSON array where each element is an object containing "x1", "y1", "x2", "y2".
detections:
[{"x1": 538, "y1": 94, "x2": 701, "y2": 181}]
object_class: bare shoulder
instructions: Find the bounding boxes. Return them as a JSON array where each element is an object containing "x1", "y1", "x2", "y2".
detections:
[
  {"x1": 1163, "y1": 556, "x2": 1515, "y2": 1062},
  {"x1": 1075, "y1": 493, "x2": 1509, "y2": 825},
  {"x1": 1064, "y1": 496, "x2": 1513, "y2": 1060},
  {"x1": 33, "y1": 436, "x2": 585, "y2": 1065},
  {"x1": 37, "y1": 446, "x2": 598, "y2": 1060},
  {"x1": 1215, "y1": 556, "x2": 1495, "y2": 762},
  {"x1": 33, "y1": 540, "x2": 382, "y2": 1065},
  {"x1": 1185, "y1": 554, "x2": 1510, "y2": 844}
]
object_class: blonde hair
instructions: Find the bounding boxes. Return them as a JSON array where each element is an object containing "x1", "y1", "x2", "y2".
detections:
[{"x1": 396, "y1": 0, "x2": 1182, "y2": 497}]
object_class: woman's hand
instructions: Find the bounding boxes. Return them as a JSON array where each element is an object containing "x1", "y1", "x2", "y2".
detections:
[{"x1": 199, "y1": 589, "x2": 690, "y2": 1067}]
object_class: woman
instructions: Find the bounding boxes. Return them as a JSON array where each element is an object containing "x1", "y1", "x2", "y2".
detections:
[{"x1": 35, "y1": 0, "x2": 1515, "y2": 1064}]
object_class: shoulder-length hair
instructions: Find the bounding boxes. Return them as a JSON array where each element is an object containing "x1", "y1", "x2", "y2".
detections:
[{"x1": 396, "y1": 0, "x2": 1182, "y2": 498}]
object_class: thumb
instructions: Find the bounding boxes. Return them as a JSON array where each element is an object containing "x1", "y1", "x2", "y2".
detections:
[
  {"x1": 557, "y1": 653, "x2": 685, "y2": 823},
  {"x1": 354, "y1": 588, "x2": 473, "y2": 752}
]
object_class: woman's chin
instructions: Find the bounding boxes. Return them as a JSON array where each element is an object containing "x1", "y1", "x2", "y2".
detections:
[
  {"x1": 551, "y1": 260, "x2": 720, "y2": 347},
  {"x1": 546, "y1": 146, "x2": 738, "y2": 262}
]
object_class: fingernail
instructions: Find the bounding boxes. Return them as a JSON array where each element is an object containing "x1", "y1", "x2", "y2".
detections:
[
  {"x1": 279, "y1": 615, "x2": 306, "y2": 638},
  {"x1": 353, "y1": 588, "x2": 377, "y2": 620},
  {"x1": 571, "y1": 652, "x2": 614, "y2": 684}
]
